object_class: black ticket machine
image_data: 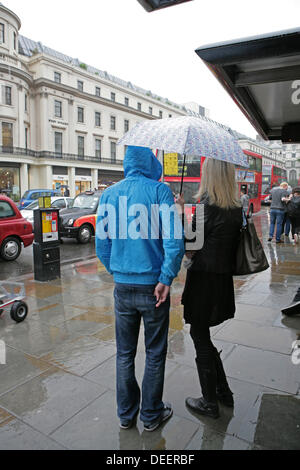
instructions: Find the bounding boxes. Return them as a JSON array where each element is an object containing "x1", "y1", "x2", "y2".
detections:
[{"x1": 33, "y1": 197, "x2": 61, "y2": 282}]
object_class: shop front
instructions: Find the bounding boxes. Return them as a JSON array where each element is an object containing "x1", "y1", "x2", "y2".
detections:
[
  {"x1": 52, "y1": 166, "x2": 69, "y2": 195},
  {"x1": 75, "y1": 168, "x2": 92, "y2": 195},
  {"x1": 98, "y1": 169, "x2": 124, "y2": 188},
  {"x1": 0, "y1": 163, "x2": 20, "y2": 202}
]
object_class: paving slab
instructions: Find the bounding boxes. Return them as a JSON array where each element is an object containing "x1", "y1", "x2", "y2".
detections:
[
  {"x1": 223, "y1": 345, "x2": 300, "y2": 394},
  {"x1": 50, "y1": 390, "x2": 199, "y2": 450},
  {"x1": 214, "y1": 319, "x2": 298, "y2": 355},
  {"x1": 41, "y1": 336, "x2": 116, "y2": 376},
  {"x1": 236, "y1": 391, "x2": 300, "y2": 450},
  {"x1": 234, "y1": 303, "x2": 281, "y2": 326},
  {"x1": 0, "y1": 410, "x2": 65, "y2": 450},
  {"x1": 185, "y1": 426, "x2": 252, "y2": 450},
  {"x1": 0, "y1": 367, "x2": 107, "y2": 435},
  {"x1": 0, "y1": 346, "x2": 52, "y2": 396},
  {"x1": 163, "y1": 364, "x2": 263, "y2": 438}
]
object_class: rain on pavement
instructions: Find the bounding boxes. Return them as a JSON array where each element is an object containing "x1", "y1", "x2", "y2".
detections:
[{"x1": 0, "y1": 208, "x2": 299, "y2": 450}]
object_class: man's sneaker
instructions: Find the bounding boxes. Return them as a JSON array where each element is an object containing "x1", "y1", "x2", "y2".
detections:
[
  {"x1": 143, "y1": 403, "x2": 173, "y2": 432},
  {"x1": 294, "y1": 234, "x2": 299, "y2": 244},
  {"x1": 120, "y1": 410, "x2": 139, "y2": 430},
  {"x1": 281, "y1": 301, "x2": 300, "y2": 317},
  {"x1": 268, "y1": 238, "x2": 273, "y2": 242}
]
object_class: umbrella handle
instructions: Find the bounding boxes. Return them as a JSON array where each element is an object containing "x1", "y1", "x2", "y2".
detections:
[{"x1": 180, "y1": 154, "x2": 186, "y2": 195}]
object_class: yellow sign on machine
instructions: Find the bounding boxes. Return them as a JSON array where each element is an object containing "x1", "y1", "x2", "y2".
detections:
[
  {"x1": 164, "y1": 153, "x2": 179, "y2": 176},
  {"x1": 38, "y1": 197, "x2": 51, "y2": 209}
]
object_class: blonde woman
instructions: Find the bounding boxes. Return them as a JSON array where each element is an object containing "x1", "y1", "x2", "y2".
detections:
[{"x1": 178, "y1": 159, "x2": 243, "y2": 419}]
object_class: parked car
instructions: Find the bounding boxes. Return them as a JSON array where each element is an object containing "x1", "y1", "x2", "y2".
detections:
[
  {"x1": 0, "y1": 195, "x2": 34, "y2": 261},
  {"x1": 18, "y1": 189, "x2": 61, "y2": 210},
  {"x1": 20, "y1": 197, "x2": 74, "y2": 225},
  {"x1": 59, "y1": 190, "x2": 103, "y2": 244},
  {"x1": 262, "y1": 195, "x2": 271, "y2": 206}
]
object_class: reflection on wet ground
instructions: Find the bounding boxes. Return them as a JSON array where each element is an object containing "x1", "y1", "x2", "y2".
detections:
[{"x1": 0, "y1": 208, "x2": 299, "y2": 450}]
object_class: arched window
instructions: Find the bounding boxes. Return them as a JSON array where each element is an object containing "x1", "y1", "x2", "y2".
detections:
[{"x1": 289, "y1": 170, "x2": 297, "y2": 182}]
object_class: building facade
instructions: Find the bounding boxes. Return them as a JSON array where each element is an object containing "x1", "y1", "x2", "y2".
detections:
[
  {"x1": 0, "y1": 3, "x2": 209, "y2": 201},
  {"x1": 282, "y1": 144, "x2": 300, "y2": 186}
]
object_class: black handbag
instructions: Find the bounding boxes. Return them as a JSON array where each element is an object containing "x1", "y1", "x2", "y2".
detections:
[{"x1": 234, "y1": 216, "x2": 269, "y2": 276}]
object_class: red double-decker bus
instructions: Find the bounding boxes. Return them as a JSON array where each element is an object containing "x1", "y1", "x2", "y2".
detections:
[
  {"x1": 163, "y1": 150, "x2": 262, "y2": 217},
  {"x1": 261, "y1": 165, "x2": 287, "y2": 202}
]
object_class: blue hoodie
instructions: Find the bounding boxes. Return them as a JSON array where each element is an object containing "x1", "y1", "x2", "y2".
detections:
[{"x1": 96, "y1": 146, "x2": 185, "y2": 286}]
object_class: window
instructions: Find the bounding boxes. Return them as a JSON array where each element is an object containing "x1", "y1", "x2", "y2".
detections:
[
  {"x1": 159, "y1": 111, "x2": 163, "y2": 119},
  {"x1": 169, "y1": 114, "x2": 172, "y2": 118},
  {"x1": 54, "y1": 72, "x2": 61, "y2": 84},
  {"x1": 0, "y1": 201, "x2": 14, "y2": 219},
  {"x1": 111, "y1": 92, "x2": 116, "y2": 102},
  {"x1": 111, "y1": 142, "x2": 116, "y2": 162},
  {"x1": 25, "y1": 94, "x2": 28, "y2": 112},
  {"x1": 52, "y1": 199, "x2": 66, "y2": 209},
  {"x1": 77, "y1": 80, "x2": 84, "y2": 92},
  {"x1": 125, "y1": 97, "x2": 129, "y2": 106},
  {"x1": 124, "y1": 119, "x2": 129, "y2": 133},
  {"x1": 95, "y1": 87, "x2": 101, "y2": 97},
  {"x1": 25, "y1": 128, "x2": 28, "y2": 150},
  {"x1": 95, "y1": 139, "x2": 101, "y2": 159},
  {"x1": 0, "y1": 23, "x2": 4, "y2": 44},
  {"x1": 149, "y1": 107, "x2": 153, "y2": 115},
  {"x1": 95, "y1": 112, "x2": 101, "y2": 127},
  {"x1": 2, "y1": 122, "x2": 13, "y2": 148},
  {"x1": 77, "y1": 107, "x2": 84, "y2": 123},
  {"x1": 137, "y1": 102, "x2": 142, "y2": 111},
  {"x1": 13, "y1": 32, "x2": 17, "y2": 50},
  {"x1": 55, "y1": 100, "x2": 62, "y2": 118},
  {"x1": 110, "y1": 116, "x2": 116, "y2": 131},
  {"x1": 78, "y1": 136, "x2": 84, "y2": 157},
  {"x1": 55, "y1": 132, "x2": 63, "y2": 154},
  {"x1": 4, "y1": 86, "x2": 12, "y2": 105}
]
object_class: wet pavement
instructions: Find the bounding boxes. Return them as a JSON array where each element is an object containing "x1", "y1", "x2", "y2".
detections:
[
  {"x1": 0, "y1": 208, "x2": 299, "y2": 450},
  {"x1": 0, "y1": 239, "x2": 96, "y2": 281}
]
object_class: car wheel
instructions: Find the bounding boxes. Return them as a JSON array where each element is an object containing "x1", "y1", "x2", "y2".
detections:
[
  {"x1": 77, "y1": 225, "x2": 92, "y2": 244},
  {"x1": 0, "y1": 237, "x2": 22, "y2": 261}
]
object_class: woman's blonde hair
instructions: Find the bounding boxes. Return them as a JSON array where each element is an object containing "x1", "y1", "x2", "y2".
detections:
[{"x1": 195, "y1": 158, "x2": 241, "y2": 209}]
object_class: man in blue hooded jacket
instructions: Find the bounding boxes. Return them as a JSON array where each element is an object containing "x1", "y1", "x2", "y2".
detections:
[{"x1": 96, "y1": 146, "x2": 185, "y2": 432}]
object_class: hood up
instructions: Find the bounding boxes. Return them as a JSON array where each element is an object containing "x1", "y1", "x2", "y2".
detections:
[{"x1": 124, "y1": 146, "x2": 162, "y2": 181}]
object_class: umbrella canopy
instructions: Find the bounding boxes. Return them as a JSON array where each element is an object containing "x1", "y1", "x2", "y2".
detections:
[{"x1": 118, "y1": 116, "x2": 249, "y2": 167}]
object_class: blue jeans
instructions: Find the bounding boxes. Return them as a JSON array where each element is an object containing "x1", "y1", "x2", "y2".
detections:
[
  {"x1": 114, "y1": 283, "x2": 170, "y2": 425},
  {"x1": 269, "y1": 209, "x2": 285, "y2": 242}
]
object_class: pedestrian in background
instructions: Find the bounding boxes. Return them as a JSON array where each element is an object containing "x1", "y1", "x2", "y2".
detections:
[
  {"x1": 282, "y1": 183, "x2": 292, "y2": 240},
  {"x1": 177, "y1": 159, "x2": 243, "y2": 419},
  {"x1": 96, "y1": 146, "x2": 185, "y2": 432},
  {"x1": 284, "y1": 187, "x2": 300, "y2": 245},
  {"x1": 240, "y1": 188, "x2": 249, "y2": 217},
  {"x1": 268, "y1": 182, "x2": 289, "y2": 244}
]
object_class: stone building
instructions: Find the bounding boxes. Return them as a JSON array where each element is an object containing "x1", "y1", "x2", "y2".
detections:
[{"x1": 0, "y1": 3, "x2": 208, "y2": 200}]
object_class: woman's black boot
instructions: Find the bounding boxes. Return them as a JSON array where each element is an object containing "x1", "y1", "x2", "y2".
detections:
[
  {"x1": 186, "y1": 360, "x2": 220, "y2": 419},
  {"x1": 213, "y1": 348, "x2": 234, "y2": 408}
]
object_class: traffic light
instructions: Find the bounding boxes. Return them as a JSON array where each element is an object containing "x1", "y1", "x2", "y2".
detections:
[{"x1": 137, "y1": 0, "x2": 193, "y2": 12}]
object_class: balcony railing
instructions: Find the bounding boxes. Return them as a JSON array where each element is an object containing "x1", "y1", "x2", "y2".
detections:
[{"x1": 0, "y1": 146, "x2": 123, "y2": 166}]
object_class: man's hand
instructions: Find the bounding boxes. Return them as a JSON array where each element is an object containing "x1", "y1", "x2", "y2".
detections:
[{"x1": 154, "y1": 283, "x2": 170, "y2": 308}]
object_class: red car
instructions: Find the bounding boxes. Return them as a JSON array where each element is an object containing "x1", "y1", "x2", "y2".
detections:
[{"x1": 0, "y1": 195, "x2": 34, "y2": 261}]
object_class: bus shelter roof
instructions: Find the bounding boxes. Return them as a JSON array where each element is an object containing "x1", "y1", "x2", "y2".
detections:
[
  {"x1": 195, "y1": 28, "x2": 300, "y2": 143},
  {"x1": 137, "y1": 0, "x2": 193, "y2": 12}
]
